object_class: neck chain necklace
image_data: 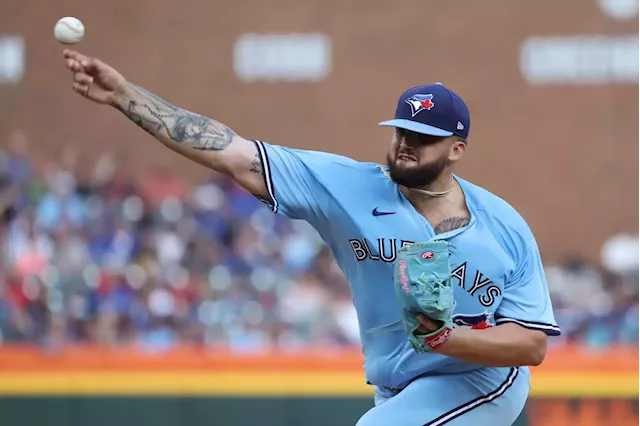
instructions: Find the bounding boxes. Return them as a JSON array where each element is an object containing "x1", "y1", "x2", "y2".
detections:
[
  {"x1": 378, "y1": 166, "x2": 455, "y2": 198},
  {"x1": 408, "y1": 175, "x2": 455, "y2": 198}
]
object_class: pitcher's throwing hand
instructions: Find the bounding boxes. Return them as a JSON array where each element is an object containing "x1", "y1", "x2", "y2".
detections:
[{"x1": 63, "y1": 50, "x2": 126, "y2": 105}]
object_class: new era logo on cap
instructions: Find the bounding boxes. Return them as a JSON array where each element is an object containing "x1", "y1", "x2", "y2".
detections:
[{"x1": 379, "y1": 83, "x2": 471, "y2": 140}]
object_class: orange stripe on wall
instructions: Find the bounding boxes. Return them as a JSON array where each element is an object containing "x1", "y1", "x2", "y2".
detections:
[{"x1": 0, "y1": 344, "x2": 636, "y2": 374}]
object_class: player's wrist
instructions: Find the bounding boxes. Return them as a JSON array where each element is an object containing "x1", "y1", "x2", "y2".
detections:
[
  {"x1": 421, "y1": 324, "x2": 453, "y2": 351},
  {"x1": 111, "y1": 81, "x2": 133, "y2": 108}
]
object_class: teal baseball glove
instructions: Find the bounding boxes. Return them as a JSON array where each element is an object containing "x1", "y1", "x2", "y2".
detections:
[{"x1": 394, "y1": 240, "x2": 455, "y2": 353}]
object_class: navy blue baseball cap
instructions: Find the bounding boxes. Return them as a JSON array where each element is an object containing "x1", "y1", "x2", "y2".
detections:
[{"x1": 379, "y1": 83, "x2": 470, "y2": 140}]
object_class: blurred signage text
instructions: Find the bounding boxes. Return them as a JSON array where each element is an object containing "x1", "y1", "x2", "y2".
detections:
[
  {"x1": 0, "y1": 35, "x2": 25, "y2": 84},
  {"x1": 520, "y1": 0, "x2": 638, "y2": 85},
  {"x1": 233, "y1": 33, "x2": 331, "y2": 82},
  {"x1": 521, "y1": 36, "x2": 638, "y2": 85}
]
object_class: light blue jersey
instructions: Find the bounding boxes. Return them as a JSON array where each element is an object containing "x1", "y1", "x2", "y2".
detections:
[{"x1": 253, "y1": 140, "x2": 560, "y2": 424}]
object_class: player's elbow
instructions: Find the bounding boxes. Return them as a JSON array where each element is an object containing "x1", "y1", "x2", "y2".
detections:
[{"x1": 525, "y1": 331, "x2": 548, "y2": 366}]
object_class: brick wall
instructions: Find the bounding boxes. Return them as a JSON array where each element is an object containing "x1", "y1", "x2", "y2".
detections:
[{"x1": 1, "y1": 0, "x2": 637, "y2": 261}]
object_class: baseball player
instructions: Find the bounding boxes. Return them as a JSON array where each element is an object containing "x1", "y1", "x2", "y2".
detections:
[{"x1": 62, "y1": 49, "x2": 560, "y2": 426}]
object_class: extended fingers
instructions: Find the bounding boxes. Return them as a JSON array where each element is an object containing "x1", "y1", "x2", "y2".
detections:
[
  {"x1": 71, "y1": 72, "x2": 93, "y2": 96},
  {"x1": 65, "y1": 58, "x2": 82, "y2": 72},
  {"x1": 73, "y1": 72, "x2": 93, "y2": 85},
  {"x1": 72, "y1": 81, "x2": 90, "y2": 96},
  {"x1": 63, "y1": 49, "x2": 96, "y2": 73},
  {"x1": 63, "y1": 49, "x2": 89, "y2": 63}
]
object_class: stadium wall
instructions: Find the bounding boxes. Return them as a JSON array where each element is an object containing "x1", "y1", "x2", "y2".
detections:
[{"x1": 0, "y1": 346, "x2": 636, "y2": 426}]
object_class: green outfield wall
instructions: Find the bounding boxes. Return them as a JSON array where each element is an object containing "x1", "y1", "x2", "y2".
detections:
[{"x1": 0, "y1": 396, "x2": 530, "y2": 426}]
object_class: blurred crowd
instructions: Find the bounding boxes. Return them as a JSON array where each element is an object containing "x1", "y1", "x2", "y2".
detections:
[{"x1": 0, "y1": 130, "x2": 637, "y2": 352}]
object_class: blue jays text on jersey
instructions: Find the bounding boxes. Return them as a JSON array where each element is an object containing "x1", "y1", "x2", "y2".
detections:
[
  {"x1": 252, "y1": 140, "x2": 561, "y2": 390},
  {"x1": 349, "y1": 238, "x2": 502, "y2": 308}
]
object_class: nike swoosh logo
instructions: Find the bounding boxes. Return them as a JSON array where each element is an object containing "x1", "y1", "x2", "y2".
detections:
[{"x1": 372, "y1": 208, "x2": 396, "y2": 216}]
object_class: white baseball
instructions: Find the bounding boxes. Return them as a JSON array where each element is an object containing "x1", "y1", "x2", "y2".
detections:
[{"x1": 54, "y1": 17, "x2": 85, "y2": 44}]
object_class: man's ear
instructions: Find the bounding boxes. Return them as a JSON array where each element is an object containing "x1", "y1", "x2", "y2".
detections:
[{"x1": 449, "y1": 140, "x2": 467, "y2": 161}]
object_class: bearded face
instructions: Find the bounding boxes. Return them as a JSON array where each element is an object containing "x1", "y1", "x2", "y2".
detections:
[{"x1": 386, "y1": 129, "x2": 453, "y2": 188}]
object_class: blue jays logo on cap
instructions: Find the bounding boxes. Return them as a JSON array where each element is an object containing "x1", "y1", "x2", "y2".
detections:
[{"x1": 405, "y1": 94, "x2": 435, "y2": 117}]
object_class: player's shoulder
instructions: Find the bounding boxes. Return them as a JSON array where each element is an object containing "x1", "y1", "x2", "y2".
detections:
[
  {"x1": 264, "y1": 143, "x2": 363, "y2": 168},
  {"x1": 274, "y1": 144, "x2": 386, "y2": 175},
  {"x1": 457, "y1": 176, "x2": 534, "y2": 240}
]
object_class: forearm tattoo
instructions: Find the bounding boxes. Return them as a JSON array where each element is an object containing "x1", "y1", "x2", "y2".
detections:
[
  {"x1": 114, "y1": 84, "x2": 235, "y2": 151},
  {"x1": 434, "y1": 216, "x2": 470, "y2": 235}
]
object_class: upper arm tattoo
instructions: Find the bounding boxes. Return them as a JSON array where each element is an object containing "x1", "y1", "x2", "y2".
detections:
[
  {"x1": 114, "y1": 84, "x2": 235, "y2": 151},
  {"x1": 249, "y1": 152, "x2": 264, "y2": 176},
  {"x1": 434, "y1": 216, "x2": 470, "y2": 235}
]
